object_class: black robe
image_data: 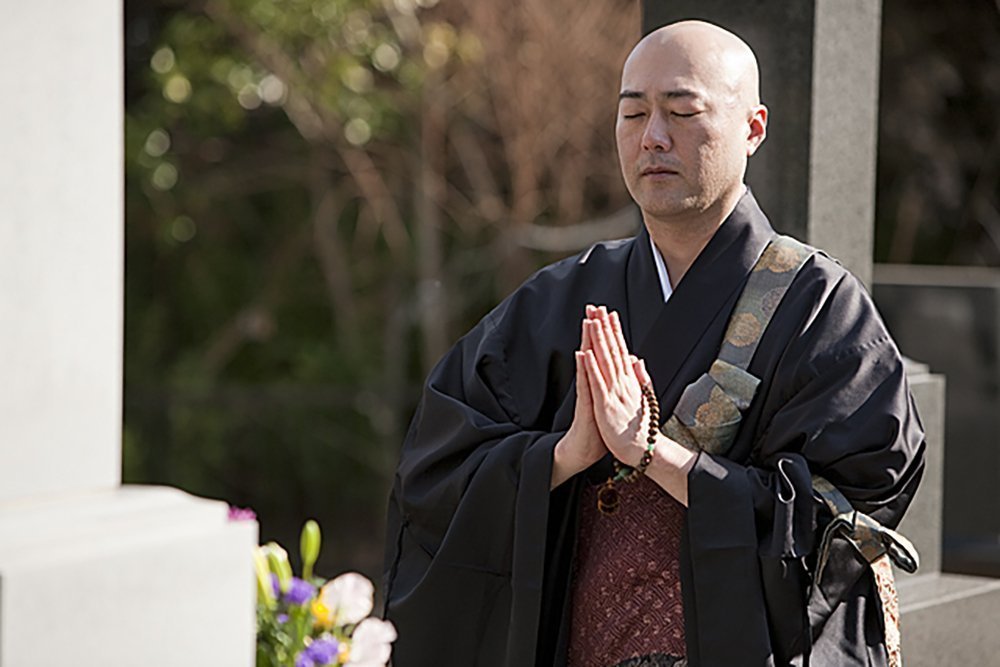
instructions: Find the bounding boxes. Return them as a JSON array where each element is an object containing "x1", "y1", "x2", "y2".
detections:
[{"x1": 383, "y1": 191, "x2": 926, "y2": 667}]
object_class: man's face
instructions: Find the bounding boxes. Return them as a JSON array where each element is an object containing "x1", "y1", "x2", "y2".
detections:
[{"x1": 615, "y1": 41, "x2": 757, "y2": 221}]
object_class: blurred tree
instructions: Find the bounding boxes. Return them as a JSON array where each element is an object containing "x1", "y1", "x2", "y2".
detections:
[
  {"x1": 124, "y1": 0, "x2": 638, "y2": 578},
  {"x1": 126, "y1": 0, "x2": 433, "y2": 577},
  {"x1": 875, "y1": 0, "x2": 1000, "y2": 265}
]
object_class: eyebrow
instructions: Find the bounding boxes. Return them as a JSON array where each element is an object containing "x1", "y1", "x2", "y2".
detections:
[{"x1": 618, "y1": 89, "x2": 700, "y2": 101}]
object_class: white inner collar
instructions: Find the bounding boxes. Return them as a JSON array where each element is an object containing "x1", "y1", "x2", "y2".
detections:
[{"x1": 649, "y1": 235, "x2": 674, "y2": 303}]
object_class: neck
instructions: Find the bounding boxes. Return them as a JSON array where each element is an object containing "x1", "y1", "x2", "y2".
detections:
[{"x1": 644, "y1": 185, "x2": 746, "y2": 287}]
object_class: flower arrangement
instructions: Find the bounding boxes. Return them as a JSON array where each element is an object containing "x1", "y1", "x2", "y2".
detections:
[{"x1": 249, "y1": 514, "x2": 396, "y2": 667}]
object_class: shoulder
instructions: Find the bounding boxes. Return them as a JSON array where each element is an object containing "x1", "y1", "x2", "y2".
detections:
[
  {"x1": 432, "y1": 236, "x2": 635, "y2": 421},
  {"x1": 501, "y1": 236, "x2": 633, "y2": 303},
  {"x1": 763, "y1": 240, "x2": 901, "y2": 379},
  {"x1": 483, "y1": 236, "x2": 635, "y2": 332},
  {"x1": 443, "y1": 235, "x2": 635, "y2": 364}
]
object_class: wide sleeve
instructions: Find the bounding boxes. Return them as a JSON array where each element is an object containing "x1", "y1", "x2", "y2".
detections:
[
  {"x1": 683, "y1": 269, "x2": 926, "y2": 665},
  {"x1": 688, "y1": 334, "x2": 925, "y2": 560},
  {"x1": 382, "y1": 309, "x2": 564, "y2": 666}
]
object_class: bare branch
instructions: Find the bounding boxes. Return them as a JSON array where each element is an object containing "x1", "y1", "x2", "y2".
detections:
[
  {"x1": 202, "y1": 0, "x2": 411, "y2": 259},
  {"x1": 514, "y1": 206, "x2": 641, "y2": 253}
]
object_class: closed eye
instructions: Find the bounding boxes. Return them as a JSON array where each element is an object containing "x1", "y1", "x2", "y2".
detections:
[
  {"x1": 623, "y1": 112, "x2": 645, "y2": 119},
  {"x1": 671, "y1": 111, "x2": 699, "y2": 118}
]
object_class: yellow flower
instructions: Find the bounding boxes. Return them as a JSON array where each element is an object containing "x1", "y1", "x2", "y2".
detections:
[{"x1": 311, "y1": 598, "x2": 334, "y2": 628}]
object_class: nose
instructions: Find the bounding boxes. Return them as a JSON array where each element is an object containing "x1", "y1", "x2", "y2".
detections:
[{"x1": 641, "y1": 110, "x2": 672, "y2": 152}]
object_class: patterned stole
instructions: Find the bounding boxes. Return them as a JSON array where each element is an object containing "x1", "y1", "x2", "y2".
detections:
[
  {"x1": 660, "y1": 235, "x2": 917, "y2": 667},
  {"x1": 661, "y1": 235, "x2": 811, "y2": 455},
  {"x1": 812, "y1": 479, "x2": 917, "y2": 667}
]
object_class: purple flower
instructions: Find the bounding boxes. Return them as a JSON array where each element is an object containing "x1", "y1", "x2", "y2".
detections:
[
  {"x1": 295, "y1": 654, "x2": 315, "y2": 667},
  {"x1": 227, "y1": 506, "x2": 257, "y2": 522},
  {"x1": 303, "y1": 637, "x2": 340, "y2": 665},
  {"x1": 276, "y1": 613, "x2": 289, "y2": 624},
  {"x1": 284, "y1": 577, "x2": 317, "y2": 606}
]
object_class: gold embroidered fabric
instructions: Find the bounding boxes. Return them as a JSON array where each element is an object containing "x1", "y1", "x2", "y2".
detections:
[{"x1": 872, "y1": 555, "x2": 902, "y2": 667}]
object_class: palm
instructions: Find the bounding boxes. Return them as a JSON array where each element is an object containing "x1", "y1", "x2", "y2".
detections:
[{"x1": 593, "y1": 375, "x2": 643, "y2": 459}]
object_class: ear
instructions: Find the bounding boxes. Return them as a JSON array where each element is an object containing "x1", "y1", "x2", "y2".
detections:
[{"x1": 746, "y1": 104, "x2": 768, "y2": 156}]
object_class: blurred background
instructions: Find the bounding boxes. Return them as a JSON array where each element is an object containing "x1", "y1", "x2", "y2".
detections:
[{"x1": 122, "y1": 0, "x2": 1000, "y2": 583}]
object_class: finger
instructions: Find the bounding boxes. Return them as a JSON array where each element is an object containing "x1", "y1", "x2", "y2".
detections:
[
  {"x1": 585, "y1": 303, "x2": 598, "y2": 320},
  {"x1": 580, "y1": 316, "x2": 592, "y2": 351},
  {"x1": 575, "y1": 351, "x2": 592, "y2": 408},
  {"x1": 583, "y1": 349, "x2": 609, "y2": 406},
  {"x1": 598, "y1": 307, "x2": 626, "y2": 379},
  {"x1": 587, "y1": 319, "x2": 617, "y2": 389},
  {"x1": 588, "y1": 303, "x2": 605, "y2": 323},
  {"x1": 633, "y1": 356, "x2": 652, "y2": 388},
  {"x1": 609, "y1": 310, "x2": 634, "y2": 379}
]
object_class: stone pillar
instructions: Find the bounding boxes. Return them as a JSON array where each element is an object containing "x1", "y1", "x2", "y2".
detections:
[
  {"x1": 642, "y1": 0, "x2": 880, "y2": 287},
  {"x1": 0, "y1": 0, "x2": 124, "y2": 502},
  {"x1": 896, "y1": 360, "x2": 945, "y2": 577},
  {"x1": 0, "y1": 2, "x2": 257, "y2": 665},
  {"x1": 874, "y1": 265, "x2": 1000, "y2": 571},
  {"x1": 894, "y1": 363, "x2": 1000, "y2": 665}
]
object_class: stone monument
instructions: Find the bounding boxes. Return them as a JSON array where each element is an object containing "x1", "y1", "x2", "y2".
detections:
[
  {"x1": 644, "y1": 0, "x2": 880, "y2": 287},
  {"x1": 0, "y1": 2, "x2": 257, "y2": 665},
  {"x1": 874, "y1": 265, "x2": 1000, "y2": 578}
]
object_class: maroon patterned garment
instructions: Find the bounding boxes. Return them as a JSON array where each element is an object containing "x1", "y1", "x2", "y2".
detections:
[{"x1": 567, "y1": 474, "x2": 686, "y2": 667}]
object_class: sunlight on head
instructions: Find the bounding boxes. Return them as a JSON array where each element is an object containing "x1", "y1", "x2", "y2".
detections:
[{"x1": 622, "y1": 21, "x2": 761, "y2": 112}]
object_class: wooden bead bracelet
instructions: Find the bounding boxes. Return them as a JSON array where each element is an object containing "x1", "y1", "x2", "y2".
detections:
[{"x1": 596, "y1": 383, "x2": 660, "y2": 515}]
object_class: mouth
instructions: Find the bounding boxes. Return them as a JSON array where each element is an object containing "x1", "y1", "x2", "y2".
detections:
[{"x1": 640, "y1": 166, "x2": 680, "y2": 177}]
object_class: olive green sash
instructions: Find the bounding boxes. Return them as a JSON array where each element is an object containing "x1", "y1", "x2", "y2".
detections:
[{"x1": 661, "y1": 234, "x2": 813, "y2": 456}]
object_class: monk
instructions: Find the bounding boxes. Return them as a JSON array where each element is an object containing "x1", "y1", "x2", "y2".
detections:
[{"x1": 383, "y1": 21, "x2": 924, "y2": 667}]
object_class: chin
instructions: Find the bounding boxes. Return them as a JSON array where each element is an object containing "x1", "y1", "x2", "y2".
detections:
[{"x1": 634, "y1": 194, "x2": 703, "y2": 220}]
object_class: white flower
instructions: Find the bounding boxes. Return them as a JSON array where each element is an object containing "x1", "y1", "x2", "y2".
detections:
[
  {"x1": 317, "y1": 572, "x2": 374, "y2": 626},
  {"x1": 346, "y1": 618, "x2": 397, "y2": 667}
]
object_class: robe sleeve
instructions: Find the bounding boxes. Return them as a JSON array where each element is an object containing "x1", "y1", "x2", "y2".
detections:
[
  {"x1": 689, "y1": 335, "x2": 925, "y2": 559},
  {"x1": 684, "y1": 268, "x2": 926, "y2": 664},
  {"x1": 383, "y1": 307, "x2": 562, "y2": 666}
]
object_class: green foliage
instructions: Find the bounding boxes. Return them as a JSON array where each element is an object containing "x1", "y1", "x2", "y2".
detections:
[{"x1": 124, "y1": 0, "x2": 441, "y2": 578}]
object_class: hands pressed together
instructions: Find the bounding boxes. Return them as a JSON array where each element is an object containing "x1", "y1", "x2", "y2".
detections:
[
  {"x1": 571, "y1": 304, "x2": 653, "y2": 469},
  {"x1": 551, "y1": 305, "x2": 696, "y2": 504}
]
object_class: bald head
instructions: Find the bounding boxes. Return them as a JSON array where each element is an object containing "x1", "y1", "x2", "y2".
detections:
[
  {"x1": 614, "y1": 20, "x2": 768, "y2": 228},
  {"x1": 623, "y1": 21, "x2": 761, "y2": 110}
]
